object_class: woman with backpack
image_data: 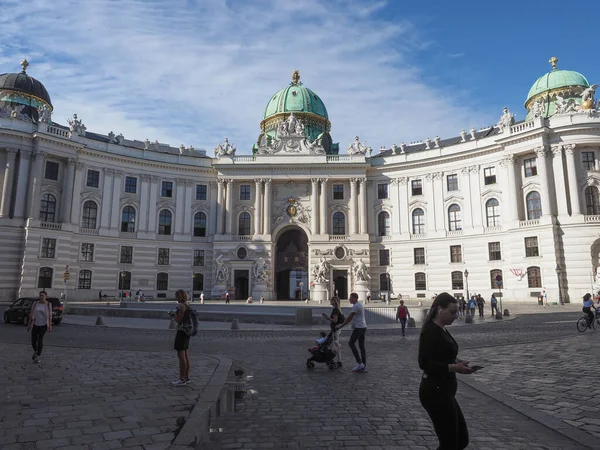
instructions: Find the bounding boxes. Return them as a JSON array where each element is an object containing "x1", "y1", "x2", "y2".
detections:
[
  {"x1": 321, "y1": 296, "x2": 344, "y2": 368},
  {"x1": 170, "y1": 289, "x2": 192, "y2": 386}
]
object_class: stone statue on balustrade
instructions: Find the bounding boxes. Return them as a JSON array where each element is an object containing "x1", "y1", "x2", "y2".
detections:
[
  {"x1": 311, "y1": 257, "x2": 330, "y2": 284},
  {"x1": 37, "y1": 104, "x2": 52, "y2": 123},
  {"x1": 214, "y1": 254, "x2": 229, "y2": 283},
  {"x1": 352, "y1": 258, "x2": 371, "y2": 282},
  {"x1": 67, "y1": 113, "x2": 86, "y2": 136},
  {"x1": 497, "y1": 107, "x2": 515, "y2": 133},
  {"x1": 347, "y1": 136, "x2": 368, "y2": 155},
  {"x1": 530, "y1": 98, "x2": 545, "y2": 118},
  {"x1": 214, "y1": 138, "x2": 236, "y2": 158},
  {"x1": 253, "y1": 257, "x2": 270, "y2": 284}
]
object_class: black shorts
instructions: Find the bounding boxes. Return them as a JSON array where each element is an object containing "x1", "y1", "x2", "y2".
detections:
[{"x1": 174, "y1": 330, "x2": 190, "y2": 351}]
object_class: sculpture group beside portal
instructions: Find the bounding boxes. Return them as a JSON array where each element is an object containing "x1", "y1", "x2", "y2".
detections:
[
  {"x1": 352, "y1": 258, "x2": 370, "y2": 282},
  {"x1": 253, "y1": 257, "x2": 270, "y2": 284},
  {"x1": 214, "y1": 254, "x2": 229, "y2": 283},
  {"x1": 311, "y1": 257, "x2": 330, "y2": 285}
]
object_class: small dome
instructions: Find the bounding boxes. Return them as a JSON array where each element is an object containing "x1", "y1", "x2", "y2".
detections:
[
  {"x1": 263, "y1": 70, "x2": 328, "y2": 120},
  {"x1": 525, "y1": 57, "x2": 589, "y2": 105},
  {"x1": 0, "y1": 60, "x2": 53, "y2": 108}
]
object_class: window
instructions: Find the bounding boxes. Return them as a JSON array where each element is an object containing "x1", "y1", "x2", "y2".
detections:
[
  {"x1": 193, "y1": 212, "x2": 207, "y2": 237},
  {"x1": 161, "y1": 181, "x2": 173, "y2": 197},
  {"x1": 240, "y1": 184, "x2": 251, "y2": 201},
  {"x1": 585, "y1": 186, "x2": 600, "y2": 215},
  {"x1": 483, "y1": 167, "x2": 496, "y2": 185},
  {"x1": 526, "y1": 191, "x2": 542, "y2": 220},
  {"x1": 44, "y1": 161, "x2": 59, "y2": 180},
  {"x1": 41, "y1": 238, "x2": 56, "y2": 258},
  {"x1": 81, "y1": 201, "x2": 98, "y2": 229},
  {"x1": 412, "y1": 209, "x2": 425, "y2": 234},
  {"x1": 525, "y1": 237, "x2": 539, "y2": 257},
  {"x1": 448, "y1": 204, "x2": 462, "y2": 231},
  {"x1": 158, "y1": 210, "x2": 172, "y2": 235},
  {"x1": 86, "y1": 169, "x2": 100, "y2": 188},
  {"x1": 158, "y1": 248, "x2": 170, "y2": 265},
  {"x1": 411, "y1": 179, "x2": 423, "y2": 196},
  {"x1": 156, "y1": 272, "x2": 169, "y2": 291},
  {"x1": 193, "y1": 250, "x2": 205, "y2": 266},
  {"x1": 486, "y1": 198, "x2": 500, "y2": 227},
  {"x1": 451, "y1": 271, "x2": 464, "y2": 290},
  {"x1": 414, "y1": 248, "x2": 425, "y2": 265},
  {"x1": 196, "y1": 184, "x2": 207, "y2": 200},
  {"x1": 378, "y1": 211, "x2": 390, "y2": 236},
  {"x1": 583, "y1": 151, "x2": 595, "y2": 170},
  {"x1": 125, "y1": 176, "x2": 137, "y2": 194},
  {"x1": 450, "y1": 245, "x2": 462, "y2": 263},
  {"x1": 40, "y1": 194, "x2": 56, "y2": 222},
  {"x1": 415, "y1": 272, "x2": 427, "y2": 291},
  {"x1": 238, "y1": 212, "x2": 251, "y2": 235},
  {"x1": 524, "y1": 158, "x2": 537, "y2": 177},
  {"x1": 447, "y1": 174, "x2": 458, "y2": 191},
  {"x1": 527, "y1": 266, "x2": 542, "y2": 288},
  {"x1": 377, "y1": 183, "x2": 388, "y2": 199},
  {"x1": 120, "y1": 246, "x2": 133, "y2": 264},
  {"x1": 488, "y1": 242, "x2": 501, "y2": 261},
  {"x1": 490, "y1": 269, "x2": 503, "y2": 289},
  {"x1": 118, "y1": 271, "x2": 131, "y2": 291},
  {"x1": 379, "y1": 249, "x2": 390, "y2": 266},
  {"x1": 332, "y1": 212, "x2": 345, "y2": 235},
  {"x1": 121, "y1": 206, "x2": 136, "y2": 232},
  {"x1": 81, "y1": 243, "x2": 94, "y2": 262},
  {"x1": 193, "y1": 273, "x2": 204, "y2": 291},
  {"x1": 78, "y1": 269, "x2": 92, "y2": 289},
  {"x1": 379, "y1": 273, "x2": 390, "y2": 291},
  {"x1": 333, "y1": 184, "x2": 344, "y2": 200},
  {"x1": 38, "y1": 267, "x2": 53, "y2": 289}
]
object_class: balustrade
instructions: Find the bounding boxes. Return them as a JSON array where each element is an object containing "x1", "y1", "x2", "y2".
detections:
[{"x1": 519, "y1": 219, "x2": 540, "y2": 228}]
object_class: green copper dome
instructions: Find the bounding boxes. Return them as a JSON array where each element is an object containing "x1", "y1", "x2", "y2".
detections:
[
  {"x1": 263, "y1": 70, "x2": 328, "y2": 120},
  {"x1": 526, "y1": 57, "x2": 589, "y2": 104}
]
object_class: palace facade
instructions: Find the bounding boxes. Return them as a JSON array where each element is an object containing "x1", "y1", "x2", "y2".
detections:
[{"x1": 1, "y1": 59, "x2": 600, "y2": 303}]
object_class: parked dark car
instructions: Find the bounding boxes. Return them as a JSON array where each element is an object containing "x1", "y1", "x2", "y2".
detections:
[{"x1": 3, "y1": 297, "x2": 63, "y2": 325}]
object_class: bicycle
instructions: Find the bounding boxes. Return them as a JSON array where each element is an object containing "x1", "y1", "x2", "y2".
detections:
[{"x1": 576, "y1": 310, "x2": 600, "y2": 332}]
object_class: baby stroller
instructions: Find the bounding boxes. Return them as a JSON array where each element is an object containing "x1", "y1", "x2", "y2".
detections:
[{"x1": 306, "y1": 331, "x2": 337, "y2": 370}]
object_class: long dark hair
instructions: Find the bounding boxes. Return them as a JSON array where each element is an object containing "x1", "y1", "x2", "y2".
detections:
[{"x1": 422, "y1": 292, "x2": 457, "y2": 328}]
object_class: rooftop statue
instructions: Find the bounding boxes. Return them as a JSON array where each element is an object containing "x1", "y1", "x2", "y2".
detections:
[
  {"x1": 497, "y1": 107, "x2": 515, "y2": 133},
  {"x1": 214, "y1": 137, "x2": 236, "y2": 157},
  {"x1": 277, "y1": 113, "x2": 305, "y2": 137},
  {"x1": 530, "y1": 98, "x2": 545, "y2": 118},
  {"x1": 581, "y1": 84, "x2": 599, "y2": 110},
  {"x1": 555, "y1": 95, "x2": 577, "y2": 115},
  {"x1": 37, "y1": 104, "x2": 52, "y2": 123},
  {"x1": 67, "y1": 113, "x2": 86, "y2": 136},
  {"x1": 347, "y1": 136, "x2": 368, "y2": 155}
]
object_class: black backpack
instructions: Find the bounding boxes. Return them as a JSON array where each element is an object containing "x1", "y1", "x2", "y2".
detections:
[
  {"x1": 336, "y1": 309, "x2": 345, "y2": 325},
  {"x1": 182, "y1": 308, "x2": 199, "y2": 337}
]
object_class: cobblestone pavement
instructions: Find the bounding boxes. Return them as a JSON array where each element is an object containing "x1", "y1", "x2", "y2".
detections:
[{"x1": 0, "y1": 312, "x2": 594, "y2": 449}]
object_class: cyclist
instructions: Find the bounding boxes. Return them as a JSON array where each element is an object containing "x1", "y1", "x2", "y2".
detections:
[{"x1": 583, "y1": 293, "x2": 596, "y2": 325}]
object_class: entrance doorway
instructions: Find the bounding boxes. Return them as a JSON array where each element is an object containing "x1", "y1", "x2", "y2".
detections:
[
  {"x1": 234, "y1": 270, "x2": 249, "y2": 300},
  {"x1": 333, "y1": 270, "x2": 348, "y2": 300},
  {"x1": 275, "y1": 228, "x2": 309, "y2": 300}
]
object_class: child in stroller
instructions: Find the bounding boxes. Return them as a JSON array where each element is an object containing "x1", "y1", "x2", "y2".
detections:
[{"x1": 306, "y1": 330, "x2": 338, "y2": 370}]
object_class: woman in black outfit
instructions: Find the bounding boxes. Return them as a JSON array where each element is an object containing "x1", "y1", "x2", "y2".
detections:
[{"x1": 418, "y1": 292, "x2": 476, "y2": 450}]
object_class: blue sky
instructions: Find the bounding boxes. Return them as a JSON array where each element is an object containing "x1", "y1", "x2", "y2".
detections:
[{"x1": 0, "y1": 0, "x2": 596, "y2": 154}]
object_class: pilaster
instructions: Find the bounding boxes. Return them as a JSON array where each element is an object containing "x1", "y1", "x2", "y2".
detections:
[
  {"x1": 349, "y1": 178, "x2": 358, "y2": 235},
  {"x1": 225, "y1": 179, "x2": 234, "y2": 235},
  {"x1": 263, "y1": 179, "x2": 272, "y2": 235},
  {"x1": 0, "y1": 149, "x2": 17, "y2": 217},
  {"x1": 319, "y1": 178, "x2": 328, "y2": 235},
  {"x1": 254, "y1": 179, "x2": 263, "y2": 235},
  {"x1": 535, "y1": 146, "x2": 553, "y2": 219},
  {"x1": 61, "y1": 158, "x2": 75, "y2": 223},
  {"x1": 359, "y1": 178, "x2": 368, "y2": 234},
  {"x1": 563, "y1": 144, "x2": 582, "y2": 215}
]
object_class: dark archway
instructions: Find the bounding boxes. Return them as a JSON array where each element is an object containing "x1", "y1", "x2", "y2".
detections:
[
  {"x1": 275, "y1": 228, "x2": 309, "y2": 300},
  {"x1": 333, "y1": 270, "x2": 348, "y2": 300},
  {"x1": 234, "y1": 270, "x2": 249, "y2": 300}
]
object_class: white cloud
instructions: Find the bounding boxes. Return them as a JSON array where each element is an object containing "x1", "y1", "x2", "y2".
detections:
[{"x1": 0, "y1": 0, "x2": 494, "y2": 153}]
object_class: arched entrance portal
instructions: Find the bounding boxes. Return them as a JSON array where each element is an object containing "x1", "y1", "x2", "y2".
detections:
[{"x1": 275, "y1": 228, "x2": 309, "y2": 300}]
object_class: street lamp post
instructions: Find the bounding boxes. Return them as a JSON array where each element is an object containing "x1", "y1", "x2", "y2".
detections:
[
  {"x1": 120, "y1": 271, "x2": 125, "y2": 300},
  {"x1": 464, "y1": 269, "x2": 469, "y2": 301},
  {"x1": 299, "y1": 281, "x2": 304, "y2": 302},
  {"x1": 386, "y1": 272, "x2": 391, "y2": 304},
  {"x1": 191, "y1": 273, "x2": 195, "y2": 302},
  {"x1": 555, "y1": 265, "x2": 564, "y2": 305}
]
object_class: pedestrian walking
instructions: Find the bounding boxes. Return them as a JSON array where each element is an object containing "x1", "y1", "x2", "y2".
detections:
[
  {"x1": 28, "y1": 291, "x2": 52, "y2": 364},
  {"x1": 200, "y1": 292, "x2": 204, "y2": 304},
  {"x1": 321, "y1": 296, "x2": 344, "y2": 368},
  {"x1": 259, "y1": 295, "x2": 264, "y2": 304},
  {"x1": 419, "y1": 292, "x2": 479, "y2": 450},
  {"x1": 476, "y1": 295, "x2": 484, "y2": 318},
  {"x1": 170, "y1": 289, "x2": 191, "y2": 386},
  {"x1": 467, "y1": 296, "x2": 477, "y2": 318},
  {"x1": 543, "y1": 289, "x2": 549, "y2": 307},
  {"x1": 490, "y1": 294, "x2": 498, "y2": 316},
  {"x1": 337, "y1": 292, "x2": 367, "y2": 372},
  {"x1": 225, "y1": 292, "x2": 230, "y2": 304},
  {"x1": 396, "y1": 300, "x2": 410, "y2": 336}
]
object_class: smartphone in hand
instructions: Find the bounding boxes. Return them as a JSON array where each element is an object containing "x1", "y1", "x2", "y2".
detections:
[{"x1": 470, "y1": 365, "x2": 484, "y2": 372}]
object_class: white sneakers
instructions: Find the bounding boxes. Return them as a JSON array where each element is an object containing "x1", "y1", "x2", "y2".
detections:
[
  {"x1": 352, "y1": 363, "x2": 367, "y2": 372},
  {"x1": 170, "y1": 379, "x2": 188, "y2": 386}
]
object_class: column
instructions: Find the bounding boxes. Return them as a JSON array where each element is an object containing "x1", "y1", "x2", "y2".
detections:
[
  {"x1": 535, "y1": 146, "x2": 552, "y2": 217},
  {"x1": 216, "y1": 179, "x2": 224, "y2": 234},
  {"x1": 551, "y1": 145, "x2": 569, "y2": 216},
  {"x1": 183, "y1": 180, "x2": 193, "y2": 235},
  {"x1": 349, "y1": 178, "x2": 358, "y2": 235},
  {"x1": 359, "y1": 178, "x2": 368, "y2": 234},
  {"x1": 138, "y1": 174, "x2": 150, "y2": 232},
  {"x1": 254, "y1": 179, "x2": 263, "y2": 235},
  {"x1": 564, "y1": 144, "x2": 582, "y2": 215},
  {"x1": 147, "y1": 176, "x2": 159, "y2": 233},
  {"x1": 460, "y1": 167, "x2": 474, "y2": 229},
  {"x1": 263, "y1": 179, "x2": 272, "y2": 234},
  {"x1": 225, "y1": 179, "x2": 234, "y2": 234},
  {"x1": 424, "y1": 174, "x2": 436, "y2": 233},
  {"x1": 175, "y1": 180, "x2": 185, "y2": 234},
  {"x1": 13, "y1": 149, "x2": 31, "y2": 218},
  {"x1": 26, "y1": 149, "x2": 45, "y2": 218},
  {"x1": 61, "y1": 158, "x2": 75, "y2": 223},
  {"x1": 0, "y1": 149, "x2": 17, "y2": 217},
  {"x1": 319, "y1": 178, "x2": 328, "y2": 234},
  {"x1": 398, "y1": 177, "x2": 409, "y2": 234},
  {"x1": 433, "y1": 172, "x2": 444, "y2": 231},
  {"x1": 390, "y1": 178, "x2": 400, "y2": 235},
  {"x1": 109, "y1": 170, "x2": 122, "y2": 230},
  {"x1": 70, "y1": 162, "x2": 85, "y2": 225},
  {"x1": 209, "y1": 180, "x2": 218, "y2": 235},
  {"x1": 469, "y1": 166, "x2": 483, "y2": 228},
  {"x1": 503, "y1": 154, "x2": 520, "y2": 222},
  {"x1": 100, "y1": 169, "x2": 114, "y2": 229},
  {"x1": 311, "y1": 178, "x2": 319, "y2": 235}
]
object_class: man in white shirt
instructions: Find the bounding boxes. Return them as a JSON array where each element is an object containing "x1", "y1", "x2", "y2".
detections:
[{"x1": 337, "y1": 292, "x2": 367, "y2": 372}]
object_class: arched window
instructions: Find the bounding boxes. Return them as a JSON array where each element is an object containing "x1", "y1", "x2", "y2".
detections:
[
  {"x1": 415, "y1": 272, "x2": 426, "y2": 291},
  {"x1": 156, "y1": 272, "x2": 169, "y2": 291},
  {"x1": 158, "y1": 210, "x2": 172, "y2": 235},
  {"x1": 332, "y1": 212, "x2": 346, "y2": 235},
  {"x1": 37, "y1": 267, "x2": 53, "y2": 289},
  {"x1": 490, "y1": 269, "x2": 503, "y2": 289},
  {"x1": 194, "y1": 212, "x2": 207, "y2": 237},
  {"x1": 81, "y1": 201, "x2": 98, "y2": 229},
  {"x1": 527, "y1": 266, "x2": 541, "y2": 288},
  {"x1": 121, "y1": 206, "x2": 136, "y2": 232},
  {"x1": 585, "y1": 186, "x2": 600, "y2": 215},
  {"x1": 78, "y1": 269, "x2": 92, "y2": 289},
  {"x1": 378, "y1": 211, "x2": 390, "y2": 236},
  {"x1": 451, "y1": 271, "x2": 464, "y2": 290},
  {"x1": 448, "y1": 204, "x2": 462, "y2": 231},
  {"x1": 526, "y1": 191, "x2": 542, "y2": 220},
  {"x1": 40, "y1": 194, "x2": 56, "y2": 223},
  {"x1": 486, "y1": 198, "x2": 500, "y2": 227},
  {"x1": 238, "y1": 212, "x2": 251, "y2": 235},
  {"x1": 118, "y1": 271, "x2": 131, "y2": 291},
  {"x1": 379, "y1": 273, "x2": 390, "y2": 292},
  {"x1": 193, "y1": 273, "x2": 204, "y2": 291},
  {"x1": 412, "y1": 208, "x2": 425, "y2": 234}
]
